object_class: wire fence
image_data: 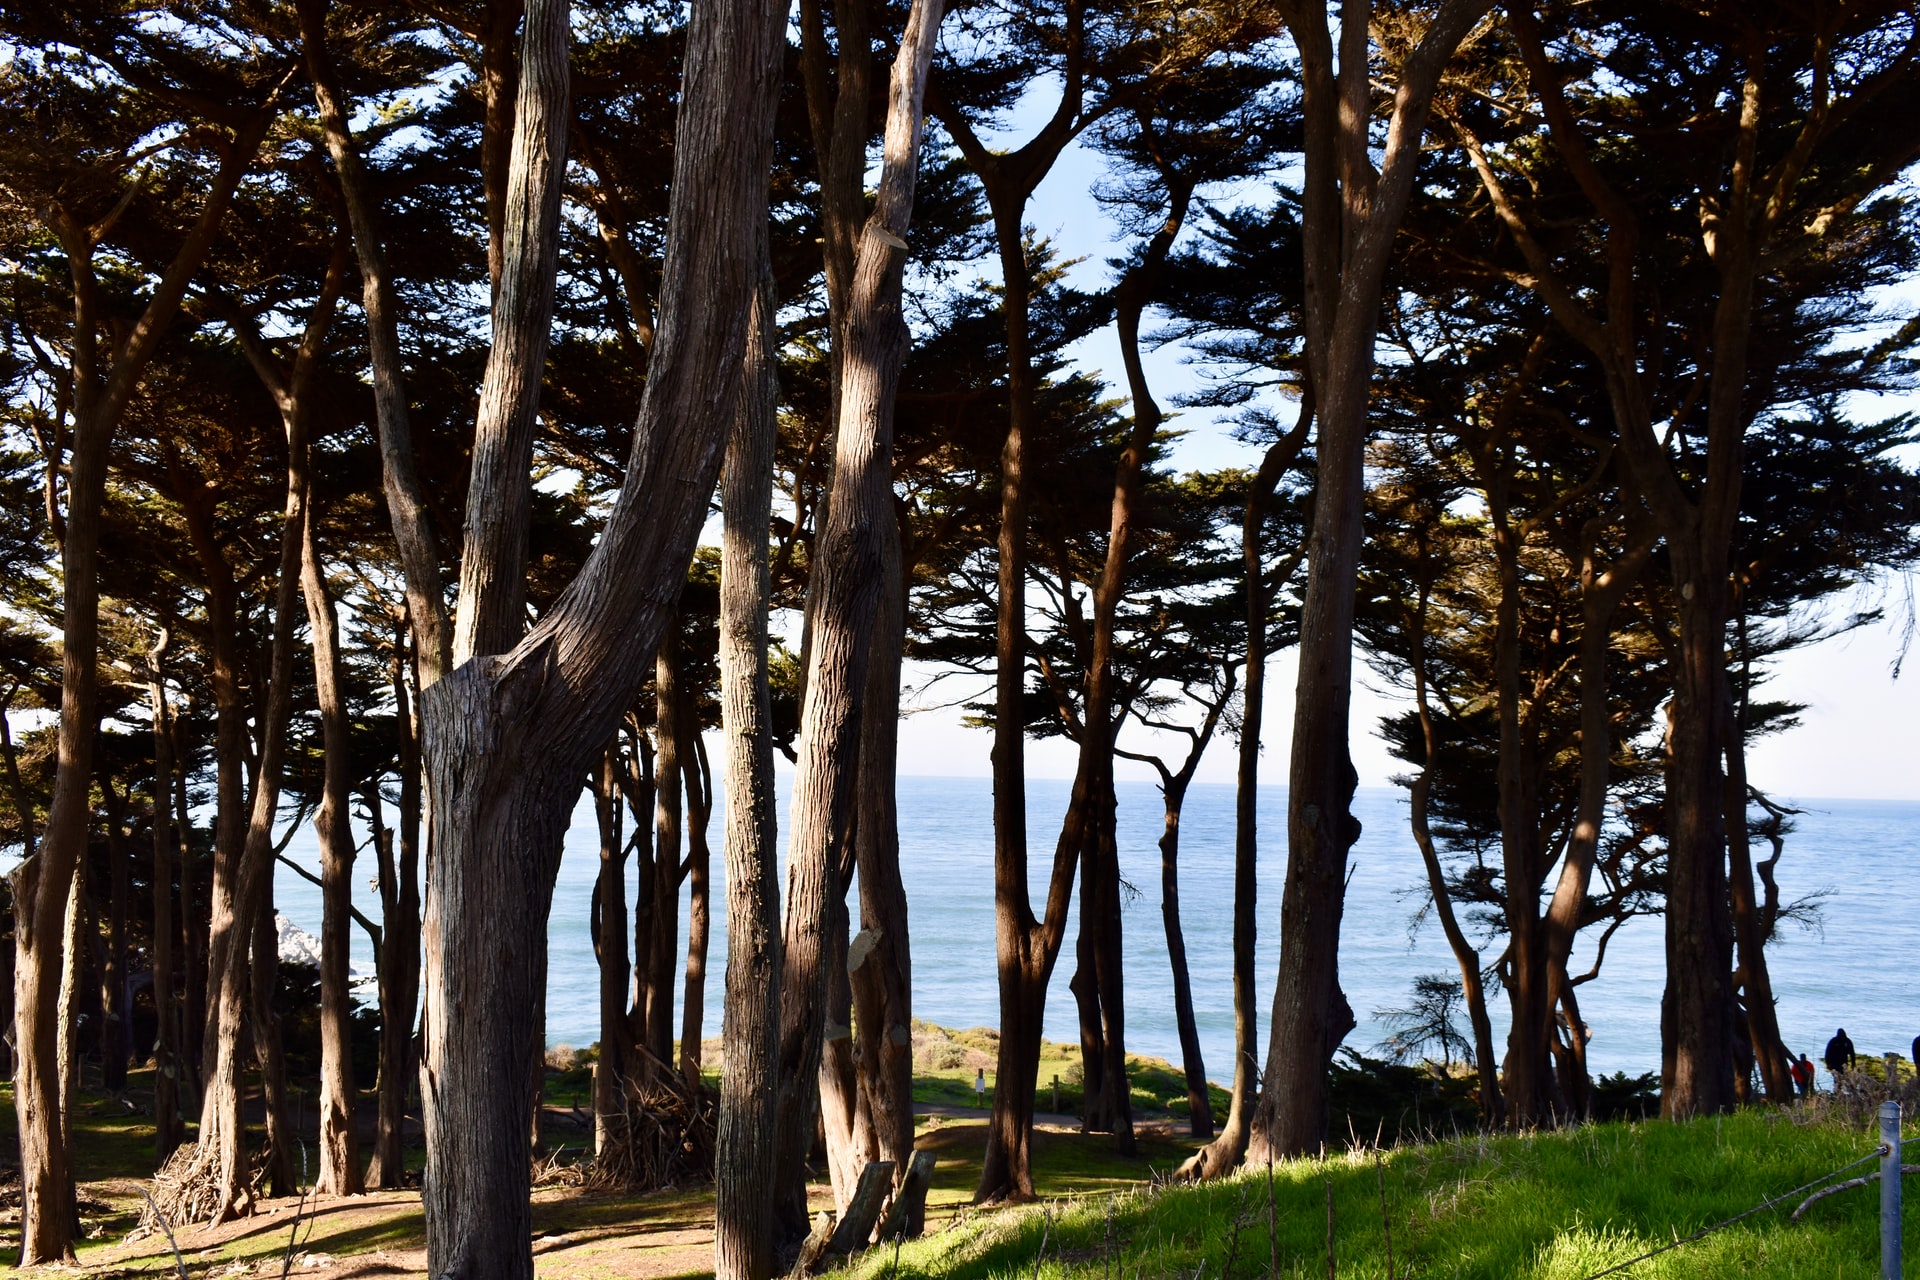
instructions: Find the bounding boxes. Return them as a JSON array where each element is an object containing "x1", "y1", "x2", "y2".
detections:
[{"x1": 1577, "y1": 1140, "x2": 1897, "y2": 1280}]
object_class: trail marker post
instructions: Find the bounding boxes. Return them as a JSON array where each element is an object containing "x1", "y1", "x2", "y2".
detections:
[{"x1": 1879, "y1": 1099, "x2": 1901, "y2": 1280}]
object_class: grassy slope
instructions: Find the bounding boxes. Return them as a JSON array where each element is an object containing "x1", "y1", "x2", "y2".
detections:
[{"x1": 851, "y1": 1108, "x2": 1919, "y2": 1280}]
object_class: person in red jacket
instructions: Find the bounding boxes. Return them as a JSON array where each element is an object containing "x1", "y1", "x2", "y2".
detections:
[{"x1": 1790, "y1": 1053, "x2": 1814, "y2": 1098}]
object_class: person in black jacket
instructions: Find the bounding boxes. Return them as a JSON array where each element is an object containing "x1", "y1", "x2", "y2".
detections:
[{"x1": 1824, "y1": 1028, "x2": 1856, "y2": 1079}]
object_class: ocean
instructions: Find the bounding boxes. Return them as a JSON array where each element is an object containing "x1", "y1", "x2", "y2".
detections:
[{"x1": 274, "y1": 775, "x2": 1920, "y2": 1084}]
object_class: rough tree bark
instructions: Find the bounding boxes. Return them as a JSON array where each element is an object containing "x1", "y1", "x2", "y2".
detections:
[
  {"x1": 1250, "y1": 0, "x2": 1490, "y2": 1164},
  {"x1": 411, "y1": 0, "x2": 786, "y2": 1274},
  {"x1": 773, "y1": 0, "x2": 945, "y2": 1239},
  {"x1": 12, "y1": 108, "x2": 272, "y2": 1260},
  {"x1": 715, "y1": 261, "x2": 782, "y2": 1280}
]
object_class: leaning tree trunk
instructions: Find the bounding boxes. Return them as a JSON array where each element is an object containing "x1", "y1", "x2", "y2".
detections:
[
  {"x1": 414, "y1": 0, "x2": 786, "y2": 1273},
  {"x1": 1406, "y1": 574, "x2": 1502, "y2": 1124},
  {"x1": 715, "y1": 258, "x2": 783, "y2": 1280}
]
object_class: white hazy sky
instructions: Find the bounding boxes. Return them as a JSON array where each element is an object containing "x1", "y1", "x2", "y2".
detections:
[{"x1": 883, "y1": 96, "x2": 1920, "y2": 802}]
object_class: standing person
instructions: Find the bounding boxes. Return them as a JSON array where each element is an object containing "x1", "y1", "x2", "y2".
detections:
[
  {"x1": 1823, "y1": 1028, "x2": 1856, "y2": 1087},
  {"x1": 1790, "y1": 1052, "x2": 1814, "y2": 1098},
  {"x1": 1911, "y1": 1033, "x2": 1918, "y2": 1077}
]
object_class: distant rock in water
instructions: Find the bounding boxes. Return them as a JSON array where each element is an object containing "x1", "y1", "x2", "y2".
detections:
[{"x1": 276, "y1": 912, "x2": 324, "y2": 968}]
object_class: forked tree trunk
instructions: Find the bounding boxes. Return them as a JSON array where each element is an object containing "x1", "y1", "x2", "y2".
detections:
[
  {"x1": 14, "y1": 109, "x2": 271, "y2": 1261},
  {"x1": 414, "y1": 1, "x2": 786, "y2": 1274},
  {"x1": 715, "y1": 260, "x2": 782, "y2": 1280},
  {"x1": 775, "y1": 0, "x2": 944, "y2": 1237},
  {"x1": 1251, "y1": 0, "x2": 1488, "y2": 1164}
]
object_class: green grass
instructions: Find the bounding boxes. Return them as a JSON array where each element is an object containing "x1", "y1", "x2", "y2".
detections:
[
  {"x1": 850, "y1": 1107, "x2": 1920, "y2": 1280},
  {"x1": 909, "y1": 1022, "x2": 1229, "y2": 1121}
]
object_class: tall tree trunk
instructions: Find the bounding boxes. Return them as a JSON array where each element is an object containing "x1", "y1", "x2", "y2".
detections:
[
  {"x1": 1487, "y1": 479, "x2": 1552, "y2": 1127},
  {"x1": 1185, "y1": 416, "x2": 1309, "y2": 1180},
  {"x1": 592, "y1": 742, "x2": 636, "y2": 1158},
  {"x1": 775, "y1": 0, "x2": 944, "y2": 1237},
  {"x1": 1541, "y1": 527, "x2": 1652, "y2": 1119},
  {"x1": 715, "y1": 258, "x2": 782, "y2": 1280},
  {"x1": 172, "y1": 711, "x2": 203, "y2": 1099},
  {"x1": 249, "y1": 900, "x2": 296, "y2": 1196},
  {"x1": 147, "y1": 633, "x2": 186, "y2": 1160},
  {"x1": 298, "y1": 0, "x2": 454, "y2": 686},
  {"x1": 849, "y1": 530, "x2": 915, "y2": 1182},
  {"x1": 366, "y1": 629, "x2": 422, "y2": 1189},
  {"x1": 680, "y1": 727, "x2": 713, "y2": 1088},
  {"x1": 413, "y1": 0, "x2": 786, "y2": 1273},
  {"x1": 1658, "y1": 540, "x2": 1737, "y2": 1119},
  {"x1": 1723, "y1": 687, "x2": 1790, "y2": 1101},
  {"x1": 645, "y1": 645, "x2": 684, "y2": 1074},
  {"x1": 102, "y1": 788, "x2": 130, "y2": 1093},
  {"x1": 302, "y1": 504, "x2": 364, "y2": 1196},
  {"x1": 187, "y1": 250, "x2": 333, "y2": 1221},
  {"x1": 1251, "y1": 0, "x2": 1488, "y2": 1164}
]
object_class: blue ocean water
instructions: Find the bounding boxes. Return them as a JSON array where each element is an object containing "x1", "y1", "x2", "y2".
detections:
[{"x1": 274, "y1": 776, "x2": 1920, "y2": 1084}]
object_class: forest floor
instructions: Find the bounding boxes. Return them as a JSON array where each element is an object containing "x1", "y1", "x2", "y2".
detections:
[
  {"x1": 22, "y1": 1036, "x2": 1907, "y2": 1279},
  {"x1": 0, "y1": 1024, "x2": 1215, "y2": 1279}
]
